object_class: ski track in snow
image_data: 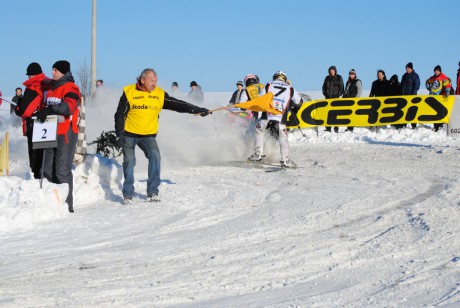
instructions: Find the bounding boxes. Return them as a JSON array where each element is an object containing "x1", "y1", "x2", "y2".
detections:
[{"x1": 1, "y1": 95, "x2": 460, "y2": 306}]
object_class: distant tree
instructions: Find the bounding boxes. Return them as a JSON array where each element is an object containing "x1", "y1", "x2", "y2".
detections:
[{"x1": 75, "y1": 59, "x2": 91, "y2": 101}]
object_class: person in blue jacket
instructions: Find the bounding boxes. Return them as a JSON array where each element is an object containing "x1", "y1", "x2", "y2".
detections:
[{"x1": 400, "y1": 62, "x2": 420, "y2": 128}]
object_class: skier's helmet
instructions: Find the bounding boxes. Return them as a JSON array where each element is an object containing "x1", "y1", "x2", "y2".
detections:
[
  {"x1": 273, "y1": 70, "x2": 287, "y2": 82},
  {"x1": 244, "y1": 74, "x2": 258, "y2": 86}
]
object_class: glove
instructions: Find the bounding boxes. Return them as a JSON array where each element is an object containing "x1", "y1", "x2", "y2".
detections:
[
  {"x1": 34, "y1": 107, "x2": 53, "y2": 122},
  {"x1": 445, "y1": 91, "x2": 450, "y2": 97},
  {"x1": 115, "y1": 134, "x2": 124, "y2": 149},
  {"x1": 193, "y1": 107, "x2": 211, "y2": 117}
]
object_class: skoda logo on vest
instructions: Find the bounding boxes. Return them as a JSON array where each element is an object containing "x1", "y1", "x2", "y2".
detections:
[{"x1": 131, "y1": 104, "x2": 160, "y2": 110}]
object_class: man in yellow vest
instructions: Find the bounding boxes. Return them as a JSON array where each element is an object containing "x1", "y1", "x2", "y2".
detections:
[{"x1": 114, "y1": 68, "x2": 210, "y2": 204}]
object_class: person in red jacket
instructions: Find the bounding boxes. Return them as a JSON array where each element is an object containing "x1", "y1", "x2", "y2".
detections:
[
  {"x1": 456, "y1": 61, "x2": 460, "y2": 95},
  {"x1": 14, "y1": 62, "x2": 47, "y2": 179},
  {"x1": 34, "y1": 60, "x2": 81, "y2": 213},
  {"x1": 425, "y1": 65, "x2": 452, "y2": 132}
]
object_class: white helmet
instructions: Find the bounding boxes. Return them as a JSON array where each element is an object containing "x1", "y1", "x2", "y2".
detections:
[{"x1": 273, "y1": 70, "x2": 287, "y2": 82}]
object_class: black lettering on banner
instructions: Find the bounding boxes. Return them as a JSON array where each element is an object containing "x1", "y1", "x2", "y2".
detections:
[
  {"x1": 41, "y1": 129, "x2": 47, "y2": 139},
  {"x1": 327, "y1": 100, "x2": 354, "y2": 125},
  {"x1": 274, "y1": 86, "x2": 286, "y2": 97},
  {"x1": 380, "y1": 98, "x2": 407, "y2": 123},
  {"x1": 405, "y1": 96, "x2": 421, "y2": 121},
  {"x1": 300, "y1": 101, "x2": 327, "y2": 125},
  {"x1": 418, "y1": 97, "x2": 448, "y2": 121},
  {"x1": 355, "y1": 99, "x2": 380, "y2": 124}
]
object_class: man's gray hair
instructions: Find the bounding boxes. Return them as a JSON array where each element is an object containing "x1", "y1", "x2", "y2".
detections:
[{"x1": 137, "y1": 68, "x2": 157, "y2": 82}]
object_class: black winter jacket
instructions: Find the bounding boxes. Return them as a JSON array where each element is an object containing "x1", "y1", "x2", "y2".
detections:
[
  {"x1": 369, "y1": 79, "x2": 390, "y2": 97},
  {"x1": 322, "y1": 74, "x2": 344, "y2": 98}
]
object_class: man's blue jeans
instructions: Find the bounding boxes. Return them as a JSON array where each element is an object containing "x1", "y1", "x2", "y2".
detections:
[{"x1": 122, "y1": 135, "x2": 161, "y2": 199}]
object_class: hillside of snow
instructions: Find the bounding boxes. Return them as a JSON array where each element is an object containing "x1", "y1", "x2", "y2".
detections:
[{"x1": 0, "y1": 91, "x2": 459, "y2": 307}]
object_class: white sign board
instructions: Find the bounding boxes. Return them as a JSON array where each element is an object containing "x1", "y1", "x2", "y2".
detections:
[
  {"x1": 32, "y1": 115, "x2": 58, "y2": 149},
  {"x1": 447, "y1": 96, "x2": 460, "y2": 136}
]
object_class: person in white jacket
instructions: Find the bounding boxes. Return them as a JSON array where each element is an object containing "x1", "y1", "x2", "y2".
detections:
[{"x1": 247, "y1": 70, "x2": 302, "y2": 168}]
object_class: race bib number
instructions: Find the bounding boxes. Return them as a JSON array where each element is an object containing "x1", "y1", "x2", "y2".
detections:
[{"x1": 32, "y1": 115, "x2": 58, "y2": 147}]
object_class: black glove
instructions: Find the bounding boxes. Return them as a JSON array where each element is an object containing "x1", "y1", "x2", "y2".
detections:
[
  {"x1": 34, "y1": 107, "x2": 53, "y2": 122},
  {"x1": 193, "y1": 107, "x2": 211, "y2": 117},
  {"x1": 115, "y1": 134, "x2": 124, "y2": 149}
]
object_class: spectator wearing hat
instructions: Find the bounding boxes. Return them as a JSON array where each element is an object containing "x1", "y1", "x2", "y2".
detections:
[
  {"x1": 34, "y1": 60, "x2": 82, "y2": 212},
  {"x1": 425, "y1": 65, "x2": 452, "y2": 132},
  {"x1": 229, "y1": 81, "x2": 244, "y2": 104},
  {"x1": 342, "y1": 69, "x2": 362, "y2": 132},
  {"x1": 322, "y1": 66, "x2": 344, "y2": 132},
  {"x1": 13, "y1": 62, "x2": 47, "y2": 179},
  {"x1": 400, "y1": 62, "x2": 421, "y2": 128},
  {"x1": 187, "y1": 80, "x2": 204, "y2": 104},
  {"x1": 456, "y1": 61, "x2": 460, "y2": 95}
]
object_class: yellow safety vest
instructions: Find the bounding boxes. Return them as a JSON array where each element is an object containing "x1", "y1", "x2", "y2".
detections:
[
  {"x1": 123, "y1": 84, "x2": 165, "y2": 135},
  {"x1": 246, "y1": 83, "x2": 265, "y2": 100}
]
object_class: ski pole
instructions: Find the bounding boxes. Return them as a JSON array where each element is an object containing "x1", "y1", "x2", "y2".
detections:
[
  {"x1": 0, "y1": 97, "x2": 17, "y2": 106},
  {"x1": 298, "y1": 126, "x2": 307, "y2": 138}
]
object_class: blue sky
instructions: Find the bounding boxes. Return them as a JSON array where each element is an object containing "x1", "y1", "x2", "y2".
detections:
[{"x1": 1, "y1": 0, "x2": 459, "y2": 95}]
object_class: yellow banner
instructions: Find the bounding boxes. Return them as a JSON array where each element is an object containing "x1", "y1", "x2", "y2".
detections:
[{"x1": 288, "y1": 95, "x2": 455, "y2": 128}]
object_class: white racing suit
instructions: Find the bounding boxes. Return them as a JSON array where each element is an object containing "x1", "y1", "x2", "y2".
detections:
[{"x1": 256, "y1": 80, "x2": 302, "y2": 161}]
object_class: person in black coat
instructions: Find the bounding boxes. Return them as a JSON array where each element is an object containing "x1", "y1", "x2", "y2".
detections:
[
  {"x1": 369, "y1": 70, "x2": 390, "y2": 97},
  {"x1": 369, "y1": 70, "x2": 390, "y2": 131},
  {"x1": 322, "y1": 65, "x2": 344, "y2": 132},
  {"x1": 388, "y1": 74, "x2": 401, "y2": 96},
  {"x1": 343, "y1": 69, "x2": 362, "y2": 132},
  {"x1": 388, "y1": 74, "x2": 405, "y2": 129}
]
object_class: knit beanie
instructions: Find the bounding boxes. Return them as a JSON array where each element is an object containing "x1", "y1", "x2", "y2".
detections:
[
  {"x1": 406, "y1": 62, "x2": 413, "y2": 70},
  {"x1": 349, "y1": 69, "x2": 356, "y2": 75},
  {"x1": 53, "y1": 60, "x2": 70, "y2": 74},
  {"x1": 26, "y1": 62, "x2": 42, "y2": 75},
  {"x1": 434, "y1": 65, "x2": 442, "y2": 72}
]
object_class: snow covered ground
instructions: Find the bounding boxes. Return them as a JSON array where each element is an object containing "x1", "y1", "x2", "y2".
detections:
[{"x1": 1, "y1": 91, "x2": 460, "y2": 307}]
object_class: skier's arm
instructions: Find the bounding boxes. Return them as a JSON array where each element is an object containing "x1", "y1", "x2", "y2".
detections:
[{"x1": 290, "y1": 87, "x2": 303, "y2": 106}]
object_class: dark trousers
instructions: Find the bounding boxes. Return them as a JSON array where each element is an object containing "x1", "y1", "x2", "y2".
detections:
[
  {"x1": 43, "y1": 129, "x2": 78, "y2": 212},
  {"x1": 26, "y1": 129, "x2": 43, "y2": 179}
]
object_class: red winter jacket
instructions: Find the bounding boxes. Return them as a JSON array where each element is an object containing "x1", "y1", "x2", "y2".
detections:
[
  {"x1": 41, "y1": 73, "x2": 81, "y2": 140},
  {"x1": 16, "y1": 73, "x2": 46, "y2": 135},
  {"x1": 456, "y1": 69, "x2": 460, "y2": 95}
]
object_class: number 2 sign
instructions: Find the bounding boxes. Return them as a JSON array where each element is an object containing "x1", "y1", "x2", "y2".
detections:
[{"x1": 32, "y1": 115, "x2": 58, "y2": 149}]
